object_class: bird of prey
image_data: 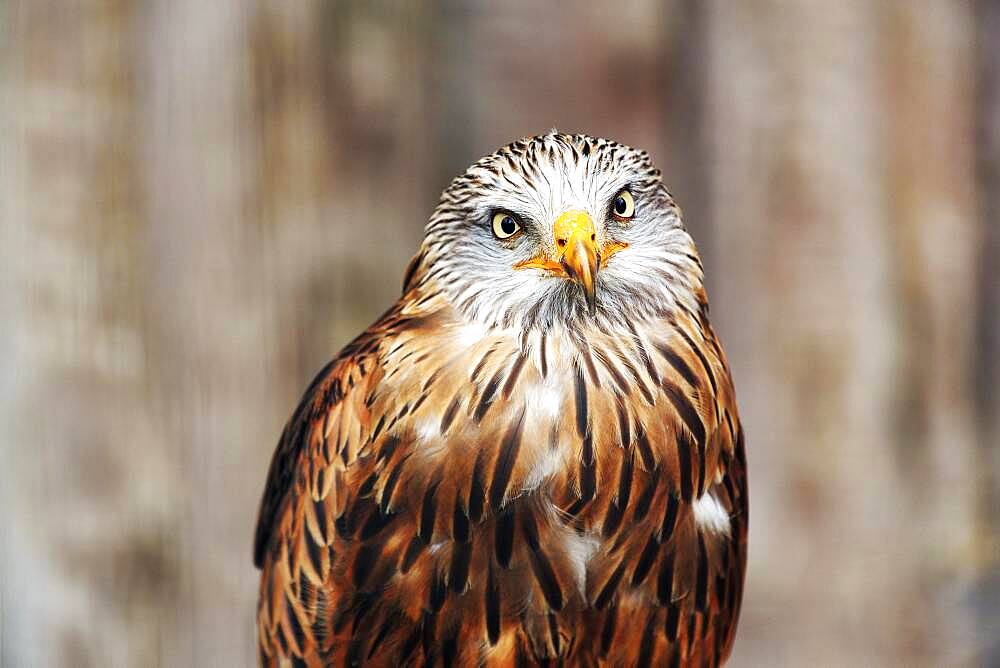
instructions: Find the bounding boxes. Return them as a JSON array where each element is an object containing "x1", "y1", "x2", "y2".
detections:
[{"x1": 254, "y1": 132, "x2": 747, "y2": 667}]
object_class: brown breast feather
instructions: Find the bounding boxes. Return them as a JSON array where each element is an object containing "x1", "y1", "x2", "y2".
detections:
[{"x1": 253, "y1": 294, "x2": 747, "y2": 667}]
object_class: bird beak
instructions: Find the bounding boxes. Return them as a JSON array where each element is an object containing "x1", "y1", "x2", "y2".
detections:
[
  {"x1": 513, "y1": 209, "x2": 628, "y2": 316},
  {"x1": 553, "y1": 210, "x2": 600, "y2": 315}
]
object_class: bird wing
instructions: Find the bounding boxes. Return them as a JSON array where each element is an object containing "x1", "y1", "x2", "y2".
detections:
[
  {"x1": 254, "y1": 251, "x2": 429, "y2": 574},
  {"x1": 252, "y1": 298, "x2": 422, "y2": 664}
]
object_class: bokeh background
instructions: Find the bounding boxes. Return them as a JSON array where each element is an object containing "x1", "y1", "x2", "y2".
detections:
[{"x1": 1, "y1": 1, "x2": 998, "y2": 665}]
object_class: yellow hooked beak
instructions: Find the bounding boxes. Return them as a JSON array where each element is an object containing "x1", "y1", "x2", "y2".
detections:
[
  {"x1": 553, "y1": 210, "x2": 599, "y2": 314},
  {"x1": 514, "y1": 210, "x2": 627, "y2": 315}
]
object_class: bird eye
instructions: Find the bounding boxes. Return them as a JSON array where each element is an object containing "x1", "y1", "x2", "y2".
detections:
[
  {"x1": 491, "y1": 212, "x2": 522, "y2": 240},
  {"x1": 612, "y1": 190, "x2": 636, "y2": 219}
]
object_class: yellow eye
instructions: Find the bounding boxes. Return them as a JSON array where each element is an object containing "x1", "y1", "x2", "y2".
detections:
[
  {"x1": 492, "y1": 212, "x2": 522, "y2": 239},
  {"x1": 612, "y1": 190, "x2": 635, "y2": 219}
]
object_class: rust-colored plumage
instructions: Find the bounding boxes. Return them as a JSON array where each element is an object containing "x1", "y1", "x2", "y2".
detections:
[{"x1": 254, "y1": 133, "x2": 747, "y2": 666}]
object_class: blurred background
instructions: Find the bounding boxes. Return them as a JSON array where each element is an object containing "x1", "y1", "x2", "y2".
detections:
[{"x1": 1, "y1": 1, "x2": 998, "y2": 665}]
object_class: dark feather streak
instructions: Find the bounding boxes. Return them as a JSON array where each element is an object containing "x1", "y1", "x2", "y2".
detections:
[
  {"x1": 359, "y1": 506, "x2": 395, "y2": 540},
  {"x1": 539, "y1": 332, "x2": 548, "y2": 378},
  {"x1": 627, "y1": 322, "x2": 660, "y2": 386},
  {"x1": 677, "y1": 432, "x2": 694, "y2": 502},
  {"x1": 429, "y1": 570, "x2": 447, "y2": 612},
  {"x1": 580, "y1": 345, "x2": 602, "y2": 388},
  {"x1": 632, "y1": 469, "x2": 659, "y2": 521},
  {"x1": 313, "y1": 498, "x2": 329, "y2": 545},
  {"x1": 421, "y1": 610, "x2": 437, "y2": 656},
  {"x1": 638, "y1": 611, "x2": 658, "y2": 666},
  {"x1": 441, "y1": 630, "x2": 458, "y2": 668},
  {"x1": 370, "y1": 414, "x2": 386, "y2": 444},
  {"x1": 595, "y1": 345, "x2": 630, "y2": 397},
  {"x1": 636, "y1": 429, "x2": 656, "y2": 471},
  {"x1": 548, "y1": 613, "x2": 561, "y2": 655},
  {"x1": 474, "y1": 368, "x2": 505, "y2": 422},
  {"x1": 631, "y1": 533, "x2": 660, "y2": 587},
  {"x1": 616, "y1": 399, "x2": 631, "y2": 449},
  {"x1": 357, "y1": 472, "x2": 378, "y2": 498},
  {"x1": 489, "y1": 408, "x2": 526, "y2": 511},
  {"x1": 452, "y1": 502, "x2": 470, "y2": 543},
  {"x1": 495, "y1": 510, "x2": 515, "y2": 568},
  {"x1": 656, "y1": 550, "x2": 675, "y2": 605},
  {"x1": 398, "y1": 626, "x2": 421, "y2": 662},
  {"x1": 486, "y1": 564, "x2": 501, "y2": 645},
  {"x1": 471, "y1": 346, "x2": 496, "y2": 383},
  {"x1": 695, "y1": 533, "x2": 710, "y2": 611},
  {"x1": 468, "y1": 456, "x2": 486, "y2": 522},
  {"x1": 522, "y1": 512, "x2": 563, "y2": 610},
  {"x1": 677, "y1": 327, "x2": 717, "y2": 395},
  {"x1": 600, "y1": 604, "x2": 618, "y2": 657},
  {"x1": 616, "y1": 453, "x2": 634, "y2": 508},
  {"x1": 367, "y1": 611, "x2": 400, "y2": 660},
  {"x1": 602, "y1": 455, "x2": 633, "y2": 537},
  {"x1": 352, "y1": 542, "x2": 383, "y2": 589},
  {"x1": 419, "y1": 481, "x2": 440, "y2": 543},
  {"x1": 602, "y1": 500, "x2": 624, "y2": 538},
  {"x1": 440, "y1": 395, "x2": 462, "y2": 434},
  {"x1": 661, "y1": 493, "x2": 680, "y2": 542},
  {"x1": 575, "y1": 432, "x2": 597, "y2": 510},
  {"x1": 594, "y1": 560, "x2": 627, "y2": 609},
  {"x1": 502, "y1": 352, "x2": 528, "y2": 398},
  {"x1": 664, "y1": 603, "x2": 681, "y2": 641},
  {"x1": 379, "y1": 454, "x2": 410, "y2": 514},
  {"x1": 401, "y1": 536, "x2": 424, "y2": 573},
  {"x1": 303, "y1": 530, "x2": 324, "y2": 579},
  {"x1": 449, "y1": 541, "x2": 472, "y2": 592},
  {"x1": 574, "y1": 364, "x2": 588, "y2": 438},
  {"x1": 284, "y1": 594, "x2": 307, "y2": 654},
  {"x1": 662, "y1": 382, "x2": 706, "y2": 449},
  {"x1": 654, "y1": 341, "x2": 699, "y2": 388}
]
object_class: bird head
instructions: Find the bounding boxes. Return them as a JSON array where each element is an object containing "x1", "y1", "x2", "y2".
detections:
[{"x1": 414, "y1": 132, "x2": 703, "y2": 330}]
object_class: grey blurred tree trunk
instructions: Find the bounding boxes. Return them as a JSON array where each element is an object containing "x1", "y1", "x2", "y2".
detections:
[
  {"x1": 977, "y1": 0, "x2": 1000, "y2": 545},
  {"x1": 975, "y1": 1, "x2": 1000, "y2": 662},
  {"x1": 1, "y1": 1, "x2": 437, "y2": 665},
  {"x1": 704, "y1": 1, "x2": 982, "y2": 664},
  {"x1": 1, "y1": 1, "x2": 181, "y2": 665}
]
